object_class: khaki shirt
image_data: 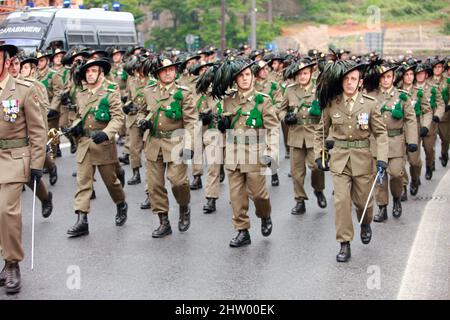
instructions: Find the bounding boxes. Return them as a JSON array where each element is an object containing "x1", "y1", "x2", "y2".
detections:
[{"x1": 36, "y1": 66, "x2": 64, "y2": 113}]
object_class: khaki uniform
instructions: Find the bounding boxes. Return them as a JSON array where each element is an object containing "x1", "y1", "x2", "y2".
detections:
[
  {"x1": 73, "y1": 79, "x2": 125, "y2": 213},
  {"x1": 427, "y1": 76, "x2": 449, "y2": 157},
  {"x1": 36, "y1": 66, "x2": 64, "y2": 130},
  {"x1": 126, "y1": 76, "x2": 155, "y2": 170},
  {"x1": 109, "y1": 62, "x2": 128, "y2": 97},
  {"x1": 268, "y1": 71, "x2": 289, "y2": 154},
  {"x1": 194, "y1": 93, "x2": 225, "y2": 199},
  {"x1": 53, "y1": 65, "x2": 71, "y2": 129},
  {"x1": 0, "y1": 75, "x2": 46, "y2": 262},
  {"x1": 402, "y1": 84, "x2": 434, "y2": 183},
  {"x1": 370, "y1": 87, "x2": 417, "y2": 205},
  {"x1": 137, "y1": 81, "x2": 197, "y2": 215},
  {"x1": 314, "y1": 92, "x2": 388, "y2": 242},
  {"x1": 279, "y1": 82, "x2": 325, "y2": 201},
  {"x1": 223, "y1": 89, "x2": 279, "y2": 230}
]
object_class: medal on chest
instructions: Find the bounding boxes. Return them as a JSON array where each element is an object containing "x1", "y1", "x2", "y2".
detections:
[
  {"x1": 357, "y1": 112, "x2": 369, "y2": 130},
  {"x1": 2, "y1": 99, "x2": 20, "y2": 123}
]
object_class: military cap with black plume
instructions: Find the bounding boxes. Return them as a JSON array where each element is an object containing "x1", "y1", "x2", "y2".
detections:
[
  {"x1": 362, "y1": 57, "x2": 383, "y2": 93},
  {"x1": 210, "y1": 57, "x2": 255, "y2": 100},
  {"x1": 196, "y1": 64, "x2": 219, "y2": 96},
  {"x1": 316, "y1": 54, "x2": 366, "y2": 109}
]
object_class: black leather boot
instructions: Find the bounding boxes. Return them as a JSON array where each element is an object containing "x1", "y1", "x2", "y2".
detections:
[
  {"x1": 5, "y1": 261, "x2": 21, "y2": 294},
  {"x1": 189, "y1": 175, "x2": 202, "y2": 190},
  {"x1": 410, "y1": 178, "x2": 419, "y2": 196},
  {"x1": 220, "y1": 164, "x2": 225, "y2": 183},
  {"x1": 229, "y1": 230, "x2": 251, "y2": 247},
  {"x1": 90, "y1": 189, "x2": 96, "y2": 200},
  {"x1": 314, "y1": 191, "x2": 327, "y2": 208},
  {"x1": 127, "y1": 168, "x2": 141, "y2": 185},
  {"x1": 117, "y1": 136, "x2": 125, "y2": 146},
  {"x1": 67, "y1": 212, "x2": 89, "y2": 237},
  {"x1": 69, "y1": 136, "x2": 77, "y2": 154},
  {"x1": 72, "y1": 171, "x2": 77, "y2": 177},
  {"x1": 152, "y1": 213, "x2": 172, "y2": 238},
  {"x1": 115, "y1": 202, "x2": 128, "y2": 226},
  {"x1": 291, "y1": 200, "x2": 306, "y2": 215},
  {"x1": 432, "y1": 160, "x2": 436, "y2": 171},
  {"x1": 392, "y1": 197, "x2": 402, "y2": 218},
  {"x1": 336, "y1": 242, "x2": 351, "y2": 262},
  {"x1": 56, "y1": 145, "x2": 62, "y2": 158},
  {"x1": 425, "y1": 166, "x2": 432, "y2": 180},
  {"x1": 41, "y1": 191, "x2": 53, "y2": 218},
  {"x1": 119, "y1": 153, "x2": 130, "y2": 165},
  {"x1": 360, "y1": 224, "x2": 372, "y2": 244},
  {"x1": 285, "y1": 148, "x2": 290, "y2": 159},
  {"x1": 49, "y1": 165, "x2": 57, "y2": 186},
  {"x1": 271, "y1": 174, "x2": 279, "y2": 186},
  {"x1": 373, "y1": 205, "x2": 387, "y2": 222},
  {"x1": 401, "y1": 185, "x2": 408, "y2": 201},
  {"x1": 440, "y1": 153, "x2": 448, "y2": 167},
  {"x1": 261, "y1": 217, "x2": 273, "y2": 237},
  {"x1": 179, "y1": 205, "x2": 191, "y2": 232},
  {"x1": 0, "y1": 261, "x2": 6, "y2": 287},
  {"x1": 203, "y1": 198, "x2": 216, "y2": 214},
  {"x1": 140, "y1": 194, "x2": 151, "y2": 209}
]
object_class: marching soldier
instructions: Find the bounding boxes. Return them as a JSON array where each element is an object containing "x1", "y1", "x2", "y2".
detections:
[
  {"x1": 189, "y1": 60, "x2": 216, "y2": 191},
  {"x1": 399, "y1": 62, "x2": 434, "y2": 195},
  {"x1": 367, "y1": 62, "x2": 418, "y2": 221},
  {"x1": 65, "y1": 58, "x2": 128, "y2": 237},
  {"x1": 314, "y1": 59, "x2": 388, "y2": 262},
  {"x1": 194, "y1": 62, "x2": 225, "y2": 213},
  {"x1": 279, "y1": 58, "x2": 327, "y2": 215},
  {"x1": 35, "y1": 50, "x2": 64, "y2": 158},
  {"x1": 252, "y1": 59, "x2": 282, "y2": 186},
  {"x1": 0, "y1": 44, "x2": 47, "y2": 294},
  {"x1": 137, "y1": 55, "x2": 197, "y2": 238},
  {"x1": 210, "y1": 58, "x2": 280, "y2": 247},
  {"x1": 427, "y1": 57, "x2": 450, "y2": 168},
  {"x1": 107, "y1": 46, "x2": 128, "y2": 98},
  {"x1": 10, "y1": 56, "x2": 54, "y2": 218}
]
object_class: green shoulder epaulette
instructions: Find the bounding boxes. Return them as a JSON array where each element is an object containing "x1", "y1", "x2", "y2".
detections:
[
  {"x1": 146, "y1": 81, "x2": 157, "y2": 88},
  {"x1": 107, "y1": 83, "x2": 118, "y2": 92}
]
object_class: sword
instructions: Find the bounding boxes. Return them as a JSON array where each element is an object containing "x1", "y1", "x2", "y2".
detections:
[
  {"x1": 358, "y1": 170, "x2": 381, "y2": 226},
  {"x1": 31, "y1": 178, "x2": 37, "y2": 270}
]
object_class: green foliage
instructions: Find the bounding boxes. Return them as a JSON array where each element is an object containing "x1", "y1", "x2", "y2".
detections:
[{"x1": 442, "y1": 18, "x2": 450, "y2": 35}]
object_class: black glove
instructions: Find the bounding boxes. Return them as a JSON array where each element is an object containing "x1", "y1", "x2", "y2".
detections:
[
  {"x1": 376, "y1": 160, "x2": 387, "y2": 175},
  {"x1": 200, "y1": 111, "x2": 213, "y2": 126},
  {"x1": 315, "y1": 158, "x2": 329, "y2": 171},
  {"x1": 217, "y1": 116, "x2": 230, "y2": 134},
  {"x1": 179, "y1": 148, "x2": 194, "y2": 160},
  {"x1": 121, "y1": 96, "x2": 128, "y2": 104},
  {"x1": 432, "y1": 115, "x2": 440, "y2": 123},
  {"x1": 419, "y1": 127, "x2": 429, "y2": 137},
  {"x1": 122, "y1": 102, "x2": 133, "y2": 115},
  {"x1": 61, "y1": 92, "x2": 71, "y2": 106},
  {"x1": 445, "y1": 104, "x2": 450, "y2": 112},
  {"x1": 325, "y1": 140, "x2": 335, "y2": 150},
  {"x1": 47, "y1": 109, "x2": 59, "y2": 119},
  {"x1": 92, "y1": 131, "x2": 109, "y2": 144},
  {"x1": 284, "y1": 112, "x2": 298, "y2": 125},
  {"x1": 138, "y1": 119, "x2": 152, "y2": 132},
  {"x1": 30, "y1": 169, "x2": 43, "y2": 184},
  {"x1": 259, "y1": 155, "x2": 273, "y2": 167},
  {"x1": 407, "y1": 144, "x2": 418, "y2": 152}
]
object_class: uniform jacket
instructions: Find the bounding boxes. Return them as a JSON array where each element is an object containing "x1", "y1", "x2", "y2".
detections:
[
  {"x1": 314, "y1": 92, "x2": 388, "y2": 176},
  {"x1": 74, "y1": 79, "x2": 124, "y2": 165},
  {"x1": 0, "y1": 75, "x2": 46, "y2": 183}
]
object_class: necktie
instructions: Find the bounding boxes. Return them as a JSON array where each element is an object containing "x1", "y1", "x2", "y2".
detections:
[{"x1": 346, "y1": 98, "x2": 352, "y2": 112}]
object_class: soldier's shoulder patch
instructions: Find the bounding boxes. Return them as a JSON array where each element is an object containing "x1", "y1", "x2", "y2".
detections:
[
  {"x1": 362, "y1": 93, "x2": 376, "y2": 101},
  {"x1": 255, "y1": 91, "x2": 270, "y2": 98},
  {"x1": 287, "y1": 83, "x2": 297, "y2": 89},
  {"x1": 175, "y1": 84, "x2": 190, "y2": 91},
  {"x1": 15, "y1": 78, "x2": 32, "y2": 87}
]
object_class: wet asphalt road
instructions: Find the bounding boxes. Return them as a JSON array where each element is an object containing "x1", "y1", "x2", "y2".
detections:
[{"x1": 1, "y1": 141, "x2": 449, "y2": 300}]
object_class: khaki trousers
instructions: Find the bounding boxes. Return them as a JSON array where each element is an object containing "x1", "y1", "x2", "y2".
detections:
[
  {"x1": 0, "y1": 183, "x2": 24, "y2": 262},
  {"x1": 375, "y1": 157, "x2": 405, "y2": 205},
  {"x1": 290, "y1": 146, "x2": 325, "y2": 201},
  {"x1": 147, "y1": 153, "x2": 190, "y2": 215},
  {"x1": 74, "y1": 151, "x2": 125, "y2": 213},
  {"x1": 331, "y1": 160, "x2": 374, "y2": 243},
  {"x1": 227, "y1": 169, "x2": 271, "y2": 230}
]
